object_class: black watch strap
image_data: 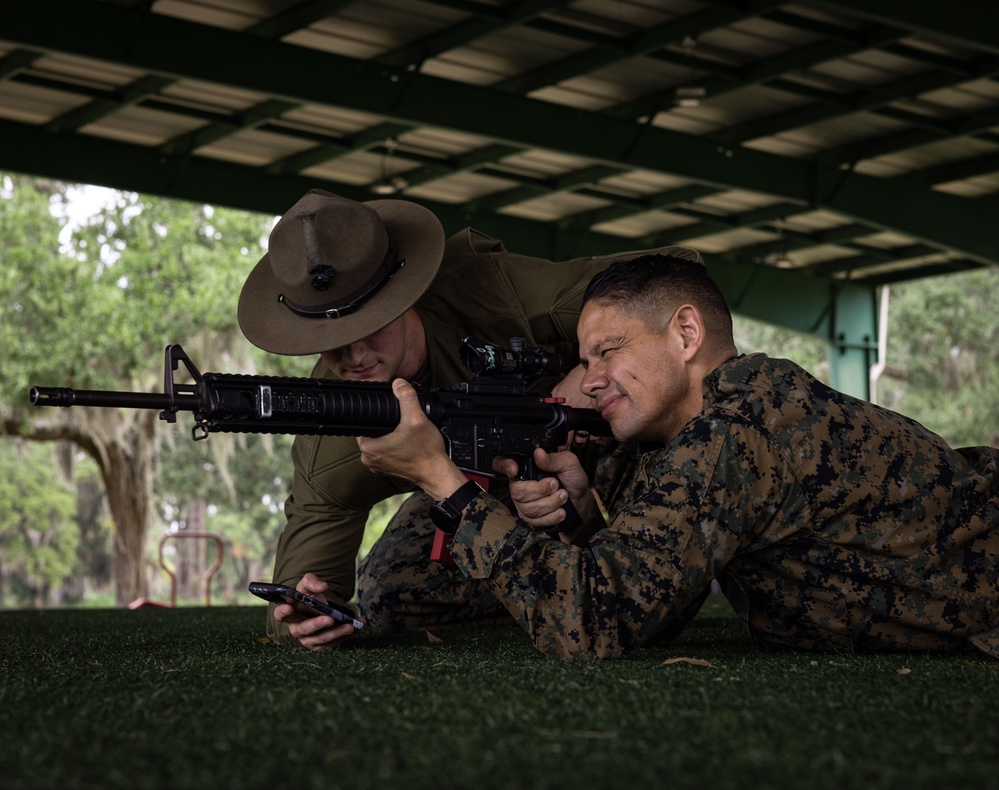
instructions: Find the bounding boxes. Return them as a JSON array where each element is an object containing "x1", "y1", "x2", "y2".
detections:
[{"x1": 429, "y1": 480, "x2": 482, "y2": 534}]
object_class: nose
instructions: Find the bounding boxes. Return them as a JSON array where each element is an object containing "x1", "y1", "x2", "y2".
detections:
[
  {"x1": 321, "y1": 341, "x2": 368, "y2": 372},
  {"x1": 341, "y1": 343, "x2": 364, "y2": 364},
  {"x1": 580, "y1": 365, "x2": 605, "y2": 398}
]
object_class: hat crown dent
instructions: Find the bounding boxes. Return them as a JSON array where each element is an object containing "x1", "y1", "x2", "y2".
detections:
[{"x1": 267, "y1": 192, "x2": 390, "y2": 306}]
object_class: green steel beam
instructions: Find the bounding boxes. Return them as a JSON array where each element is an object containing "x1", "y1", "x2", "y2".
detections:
[
  {"x1": 810, "y1": 0, "x2": 999, "y2": 56},
  {"x1": 0, "y1": 116, "x2": 875, "y2": 370},
  {"x1": 707, "y1": 257, "x2": 878, "y2": 399},
  {"x1": 3, "y1": 0, "x2": 997, "y2": 268},
  {"x1": 0, "y1": 123, "x2": 882, "y2": 397},
  {"x1": 0, "y1": 115, "x2": 701, "y2": 259}
]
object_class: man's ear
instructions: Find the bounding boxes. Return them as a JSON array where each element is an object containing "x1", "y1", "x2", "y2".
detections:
[{"x1": 672, "y1": 304, "x2": 705, "y2": 360}]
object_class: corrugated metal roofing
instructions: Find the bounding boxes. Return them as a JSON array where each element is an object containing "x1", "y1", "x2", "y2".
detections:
[{"x1": 1, "y1": 0, "x2": 997, "y2": 286}]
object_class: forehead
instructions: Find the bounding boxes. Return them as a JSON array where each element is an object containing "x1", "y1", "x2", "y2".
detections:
[
  {"x1": 580, "y1": 299, "x2": 623, "y2": 326},
  {"x1": 579, "y1": 301, "x2": 640, "y2": 347}
]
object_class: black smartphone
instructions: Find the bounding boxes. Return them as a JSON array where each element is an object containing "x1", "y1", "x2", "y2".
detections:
[{"x1": 247, "y1": 581, "x2": 364, "y2": 630}]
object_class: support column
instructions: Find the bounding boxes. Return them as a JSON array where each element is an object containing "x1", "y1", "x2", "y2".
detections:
[
  {"x1": 826, "y1": 282, "x2": 879, "y2": 401},
  {"x1": 707, "y1": 260, "x2": 880, "y2": 401}
]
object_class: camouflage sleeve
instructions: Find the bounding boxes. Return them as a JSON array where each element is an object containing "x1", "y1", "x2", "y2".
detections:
[
  {"x1": 449, "y1": 489, "x2": 709, "y2": 658},
  {"x1": 449, "y1": 418, "x2": 799, "y2": 659}
]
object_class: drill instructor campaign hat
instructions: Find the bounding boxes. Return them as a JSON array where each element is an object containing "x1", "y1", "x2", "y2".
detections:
[{"x1": 238, "y1": 189, "x2": 446, "y2": 355}]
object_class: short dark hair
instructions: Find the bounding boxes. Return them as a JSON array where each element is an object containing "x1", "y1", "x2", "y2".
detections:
[{"x1": 583, "y1": 254, "x2": 733, "y2": 339}]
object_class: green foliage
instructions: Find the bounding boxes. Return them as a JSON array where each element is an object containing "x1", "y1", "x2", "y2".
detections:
[
  {"x1": 65, "y1": 455, "x2": 116, "y2": 603},
  {"x1": 732, "y1": 314, "x2": 830, "y2": 380},
  {"x1": 0, "y1": 175, "x2": 73, "y2": 403},
  {"x1": 154, "y1": 428, "x2": 299, "y2": 595},
  {"x1": 1, "y1": 175, "x2": 289, "y2": 399},
  {"x1": 0, "y1": 441, "x2": 79, "y2": 606},
  {"x1": 0, "y1": 174, "x2": 308, "y2": 604},
  {"x1": 2, "y1": 173, "x2": 997, "y2": 607},
  {"x1": 734, "y1": 270, "x2": 999, "y2": 448},
  {"x1": 879, "y1": 269, "x2": 999, "y2": 447},
  {"x1": 60, "y1": 193, "x2": 259, "y2": 382}
]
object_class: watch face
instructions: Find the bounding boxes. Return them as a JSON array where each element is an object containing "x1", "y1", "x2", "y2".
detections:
[
  {"x1": 429, "y1": 481, "x2": 480, "y2": 533},
  {"x1": 430, "y1": 502, "x2": 459, "y2": 531}
]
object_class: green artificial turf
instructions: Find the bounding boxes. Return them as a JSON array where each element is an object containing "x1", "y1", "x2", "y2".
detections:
[{"x1": 1, "y1": 597, "x2": 996, "y2": 790}]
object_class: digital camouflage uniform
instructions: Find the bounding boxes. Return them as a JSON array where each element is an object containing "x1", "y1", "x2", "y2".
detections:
[
  {"x1": 267, "y1": 228, "x2": 701, "y2": 641},
  {"x1": 450, "y1": 353, "x2": 999, "y2": 659}
]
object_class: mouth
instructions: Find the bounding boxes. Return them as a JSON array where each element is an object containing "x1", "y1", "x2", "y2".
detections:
[
  {"x1": 344, "y1": 364, "x2": 379, "y2": 380},
  {"x1": 596, "y1": 394, "x2": 623, "y2": 419}
]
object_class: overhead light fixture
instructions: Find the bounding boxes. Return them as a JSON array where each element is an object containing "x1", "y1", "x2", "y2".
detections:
[
  {"x1": 371, "y1": 176, "x2": 410, "y2": 195},
  {"x1": 674, "y1": 85, "x2": 706, "y2": 107},
  {"x1": 674, "y1": 35, "x2": 706, "y2": 108},
  {"x1": 371, "y1": 138, "x2": 408, "y2": 195},
  {"x1": 763, "y1": 250, "x2": 792, "y2": 267}
]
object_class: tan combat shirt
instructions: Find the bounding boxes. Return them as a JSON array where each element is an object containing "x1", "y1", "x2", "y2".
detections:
[{"x1": 451, "y1": 354, "x2": 999, "y2": 659}]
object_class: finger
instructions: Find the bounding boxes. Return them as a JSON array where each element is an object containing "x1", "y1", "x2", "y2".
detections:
[
  {"x1": 492, "y1": 455, "x2": 520, "y2": 477},
  {"x1": 509, "y1": 476, "x2": 558, "y2": 505},
  {"x1": 531, "y1": 447, "x2": 560, "y2": 474},
  {"x1": 293, "y1": 618, "x2": 355, "y2": 650},
  {"x1": 274, "y1": 600, "x2": 327, "y2": 624},
  {"x1": 302, "y1": 625, "x2": 355, "y2": 651},
  {"x1": 522, "y1": 505, "x2": 567, "y2": 530},
  {"x1": 532, "y1": 447, "x2": 583, "y2": 476},
  {"x1": 298, "y1": 573, "x2": 329, "y2": 596},
  {"x1": 510, "y1": 478, "x2": 569, "y2": 527},
  {"x1": 272, "y1": 602, "x2": 299, "y2": 623},
  {"x1": 517, "y1": 489, "x2": 567, "y2": 521}
]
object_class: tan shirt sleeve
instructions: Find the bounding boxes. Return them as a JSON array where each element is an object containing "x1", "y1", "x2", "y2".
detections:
[{"x1": 266, "y1": 432, "x2": 414, "y2": 641}]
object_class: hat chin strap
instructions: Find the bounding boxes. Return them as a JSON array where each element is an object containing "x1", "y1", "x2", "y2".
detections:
[{"x1": 278, "y1": 254, "x2": 406, "y2": 320}]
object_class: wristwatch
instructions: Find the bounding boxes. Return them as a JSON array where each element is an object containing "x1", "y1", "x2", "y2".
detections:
[{"x1": 429, "y1": 480, "x2": 482, "y2": 534}]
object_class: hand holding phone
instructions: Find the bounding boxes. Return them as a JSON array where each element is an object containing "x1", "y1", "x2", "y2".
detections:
[{"x1": 248, "y1": 581, "x2": 364, "y2": 630}]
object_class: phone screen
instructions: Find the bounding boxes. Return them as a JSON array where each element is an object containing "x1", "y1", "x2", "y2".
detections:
[{"x1": 248, "y1": 581, "x2": 364, "y2": 630}]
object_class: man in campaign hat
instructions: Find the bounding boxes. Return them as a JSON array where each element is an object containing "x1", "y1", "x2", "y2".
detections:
[
  {"x1": 239, "y1": 188, "x2": 704, "y2": 649},
  {"x1": 239, "y1": 189, "x2": 445, "y2": 357}
]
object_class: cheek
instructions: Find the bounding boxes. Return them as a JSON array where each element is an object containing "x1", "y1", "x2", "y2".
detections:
[
  {"x1": 608, "y1": 359, "x2": 640, "y2": 387},
  {"x1": 368, "y1": 330, "x2": 401, "y2": 358}
]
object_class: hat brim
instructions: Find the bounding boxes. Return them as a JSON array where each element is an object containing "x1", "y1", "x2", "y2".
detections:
[{"x1": 238, "y1": 199, "x2": 445, "y2": 355}]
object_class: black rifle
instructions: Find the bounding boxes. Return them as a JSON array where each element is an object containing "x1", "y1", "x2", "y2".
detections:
[{"x1": 30, "y1": 338, "x2": 611, "y2": 557}]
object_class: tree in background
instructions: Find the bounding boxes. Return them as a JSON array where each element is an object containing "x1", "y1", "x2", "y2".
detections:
[
  {"x1": 879, "y1": 269, "x2": 999, "y2": 448},
  {"x1": 734, "y1": 268, "x2": 999, "y2": 449},
  {"x1": 155, "y1": 423, "x2": 297, "y2": 603},
  {"x1": 0, "y1": 173, "x2": 301, "y2": 605},
  {"x1": 0, "y1": 441, "x2": 78, "y2": 606},
  {"x1": 2, "y1": 173, "x2": 996, "y2": 608},
  {"x1": 732, "y1": 315, "x2": 828, "y2": 381}
]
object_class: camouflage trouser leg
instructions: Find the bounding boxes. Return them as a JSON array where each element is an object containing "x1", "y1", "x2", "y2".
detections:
[{"x1": 356, "y1": 490, "x2": 512, "y2": 631}]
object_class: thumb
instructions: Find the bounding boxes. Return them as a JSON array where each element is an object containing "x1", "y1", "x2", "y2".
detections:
[
  {"x1": 533, "y1": 446, "x2": 576, "y2": 475},
  {"x1": 391, "y1": 378, "x2": 421, "y2": 414}
]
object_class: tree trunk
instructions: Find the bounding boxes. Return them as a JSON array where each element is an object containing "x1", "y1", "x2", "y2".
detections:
[
  {"x1": 3, "y1": 407, "x2": 161, "y2": 607},
  {"x1": 101, "y1": 434, "x2": 155, "y2": 606}
]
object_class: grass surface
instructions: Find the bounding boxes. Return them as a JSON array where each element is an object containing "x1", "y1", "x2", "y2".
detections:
[{"x1": 2, "y1": 596, "x2": 997, "y2": 790}]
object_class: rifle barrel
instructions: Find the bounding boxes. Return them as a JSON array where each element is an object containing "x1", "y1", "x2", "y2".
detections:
[{"x1": 28, "y1": 386, "x2": 199, "y2": 411}]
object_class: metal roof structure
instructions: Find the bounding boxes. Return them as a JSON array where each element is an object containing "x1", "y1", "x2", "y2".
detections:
[{"x1": 2, "y1": 0, "x2": 998, "y2": 394}]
